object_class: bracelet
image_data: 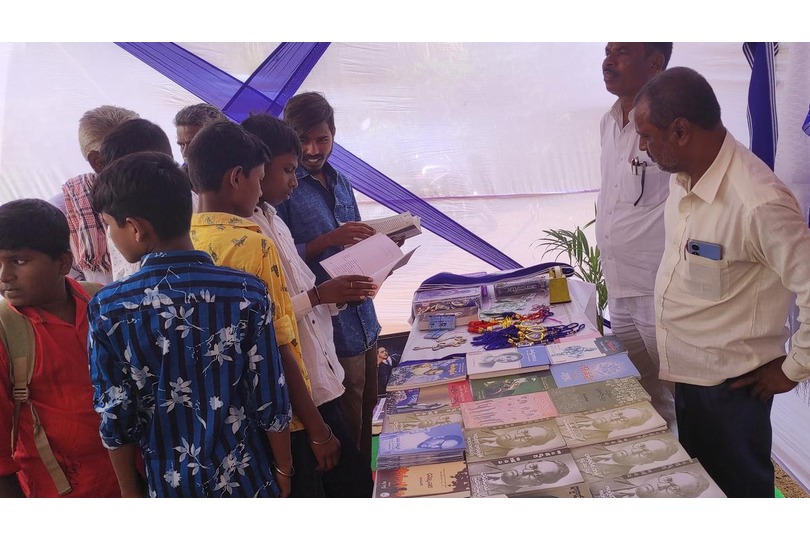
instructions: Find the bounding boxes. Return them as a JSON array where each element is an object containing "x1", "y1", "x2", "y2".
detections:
[
  {"x1": 313, "y1": 285, "x2": 322, "y2": 306},
  {"x1": 310, "y1": 424, "x2": 334, "y2": 446},
  {"x1": 273, "y1": 464, "x2": 295, "y2": 478}
]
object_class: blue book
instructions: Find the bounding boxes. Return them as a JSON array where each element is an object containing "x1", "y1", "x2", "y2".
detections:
[
  {"x1": 386, "y1": 357, "x2": 467, "y2": 391},
  {"x1": 466, "y1": 343, "x2": 551, "y2": 380},
  {"x1": 378, "y1": 423, "x2": 466, "y2": 456},
  {"x1": 549, "y1": 353, "x2": 640, "y2": 388}
]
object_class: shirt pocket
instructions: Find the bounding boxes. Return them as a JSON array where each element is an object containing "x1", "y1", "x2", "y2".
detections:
[
  {"x1": 682, "y1": 253, "x2": 729, "y2": 301},
  {"x1": 334, "y1": 202, "x2": 356, "y2": 224},
  {"x1": 621, "y1": 160, "x2": 669, "y2": 208}
]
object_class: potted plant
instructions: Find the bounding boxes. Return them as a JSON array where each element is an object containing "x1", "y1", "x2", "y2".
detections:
[{"x1": 534, "y1": 214, "x2": 607, "y2": 334}]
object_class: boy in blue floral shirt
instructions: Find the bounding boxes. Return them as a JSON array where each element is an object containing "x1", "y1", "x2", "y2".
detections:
[{"x1": 87, "y1": 151, "x2": 292, "y2": 497}]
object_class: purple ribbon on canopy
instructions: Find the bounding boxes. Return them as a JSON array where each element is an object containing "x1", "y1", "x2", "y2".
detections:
[{"x1": 117, "y1": 42, "x2": 522, "y2": 271}]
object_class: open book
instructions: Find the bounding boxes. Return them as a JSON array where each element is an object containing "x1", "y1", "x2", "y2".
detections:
[
  {"x1": 319, "y1": 232, "x2": 418, "y2": 288},
  {"x1": 362, "y1": 211, "x2": 422, "y2": 240}
]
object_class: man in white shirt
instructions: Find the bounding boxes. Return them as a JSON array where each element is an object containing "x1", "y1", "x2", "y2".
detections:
[
  {"x1": 636, "y1": 66, "x2": 810, "y2": 497},
  {"x1": 596, "y1": 43, "x2": 676, "y2": 429},
  {"x1": 242, "y1": 113, "x2": 376, "y2": 497}
]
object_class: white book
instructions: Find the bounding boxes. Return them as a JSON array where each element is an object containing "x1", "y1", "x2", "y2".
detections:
[
  {"x1": 362, "y1": 211, "x2": 422, "y2": 240},
  {"x1": 319, "y1": 232, "x2": 418, "y2": 288}
]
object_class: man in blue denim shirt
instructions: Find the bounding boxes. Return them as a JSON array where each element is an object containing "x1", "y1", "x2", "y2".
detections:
[{"x1": 276, "y1": 92, "x2": 381, "y2": 467}]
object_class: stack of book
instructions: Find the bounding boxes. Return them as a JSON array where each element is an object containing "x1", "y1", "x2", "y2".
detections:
[
  {"x1": 373, "y1": 269, "x2": 727, "y2": 498},
  {"x1": 377, "y1": 423, "x2": 467, "y2": 470}
]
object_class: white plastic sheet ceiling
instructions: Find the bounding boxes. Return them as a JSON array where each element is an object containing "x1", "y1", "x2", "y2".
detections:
[{"x1": 1, "y1": 42, "x2": 808, "y2": 490}]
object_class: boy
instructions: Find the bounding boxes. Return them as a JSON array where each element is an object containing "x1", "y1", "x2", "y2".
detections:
[
  {"x1": 96, "y1": 117, "x2": 175, "y2": 281},
  {"x1": 88, "y1": 151, "x2": 292, "y2": 497},
  {"x1": 0, "y1": 199, "x2": 120, "y2": 497},
  {"x1": 242, "y1": 113, "x2": 375, "y2": 497},
  {"x1": 186, "y1": 121, "x2": 342, "y2": 495}
]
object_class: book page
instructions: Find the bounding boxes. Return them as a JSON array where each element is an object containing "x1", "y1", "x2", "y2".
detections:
[
  {"x1": 320, "y1": 233, "x2": 416, "y2": 287},
  {"x1": 363, "y1": 211, "x2": 422, "y2": 238}
]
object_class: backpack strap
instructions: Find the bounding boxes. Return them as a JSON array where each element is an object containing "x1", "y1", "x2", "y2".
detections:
[{"x1": 0, "y1": 297, "x2": 73, "y2": 495}]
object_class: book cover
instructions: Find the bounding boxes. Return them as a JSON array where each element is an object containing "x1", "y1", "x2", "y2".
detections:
[
  {"x1": 470, "y1": 372, "x2": 557, "y2": 401},
  {"x1": 571, "y1": 429, "x2": 691, "y2": 483},
  {"x1": 467, "y1": 449, "x2": 584, "y2": 497},
  {"x1": 373, "y1": 461, "x2": 471, "y2": 498},
  {"x1": 377, "y1": 423, "x2": 466, "y2": 458},
  {"x1": 555, "y1": 400, "x2": 667, "y2": 449},
  {"x1": 382, "y1": 408, "x2": 462, "y2": 433},
  {"x1": 401, "y1": 328, "x2": 482, "y2": 363},
  {"x1": 465, "y1": 343, "x2": 551, "y2": 380},
  {"x1": 372, "y1": 397, "x2": 386, "y2": 435},
  {"x1": 460, "y1": 392, "x2": 559, "y2": 429},
  {"x1": 548, "y1": 376, "x2": 651, "y2": 415},
  {"x1": 386, "y1": 357, "x2": 467, "y2": 391},
  {"x1": 384, "y1": 385, "x2": 453, "y2": 415},
  {"x1": 464, "y1": 418, "x2": 566, "y2": 463},
  {"x1": 549, "y1": 353, "x2": 640, "y2": 388},
  {"x1": 546, "y1": 335, "x2": 627, "y2": 365},
  {"x1": 589, "y1": 458, "x2": 726, "y2": 498},
  {"x1": 504, "y1": 481, "x2": 593, "y2": 498},
  {"x1": 448, "y1": 380, "x2": 474, "y2": 405}
]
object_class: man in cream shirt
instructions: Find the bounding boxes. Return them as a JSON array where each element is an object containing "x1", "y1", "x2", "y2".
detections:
[{"x1": 635, "y1": 67, "x2": 810, "y2": 497}]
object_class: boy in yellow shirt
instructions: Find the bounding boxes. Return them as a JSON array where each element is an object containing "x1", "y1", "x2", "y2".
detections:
[{"x1": 187, "y1": 122, "x2": 341, "y2": 495}]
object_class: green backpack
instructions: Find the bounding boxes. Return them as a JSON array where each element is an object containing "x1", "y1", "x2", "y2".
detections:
[{"x1": 0, "y1": 281, "x2": 102, "y2": 496}]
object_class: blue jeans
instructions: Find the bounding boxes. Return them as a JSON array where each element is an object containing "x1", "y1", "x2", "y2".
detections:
[{"x1": 675, "y1": 379, "x2": 774, "y2": 498}]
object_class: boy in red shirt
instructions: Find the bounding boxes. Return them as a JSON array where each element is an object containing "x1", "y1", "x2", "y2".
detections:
[{"x1": 0, "y1": 199, "x2": 120, "y2": 497}]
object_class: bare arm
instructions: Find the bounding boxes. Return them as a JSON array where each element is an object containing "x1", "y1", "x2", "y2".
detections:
[
  {"x1": 107, "y1": 443, "x2": 146, "y2": 497},
  {"x1": 279, "y1": 344, "x2": 341, "y2": 472},
  {"x1": 266, "y1": 428, "x2": 292, "y2": 498}
]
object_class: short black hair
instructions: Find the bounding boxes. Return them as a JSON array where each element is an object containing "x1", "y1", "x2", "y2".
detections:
[
  {"x1": 91, "y1": 151, "x2": 192, "y2": 240},
  {"x1": 99, "y1": 118, "x2": 173, "y2": 167},
  {"x1": 283, "y1": 92, "x2": 335, "y2": 136},
  {"x1": 635, "y1": 66, "x2": 722, "y2": 131},
  {"x1": 185, "y1": 121, "x2": 270, "y2": 192},
  {"x1": 644, "y1": 43, "x2": 674, "y2": 69},
  {"x1": 241, "y1": 113, "x2": 302, "y2": 158},
  {"x1": 0, "y1": 199, "x2": 70, "y2": 258}
]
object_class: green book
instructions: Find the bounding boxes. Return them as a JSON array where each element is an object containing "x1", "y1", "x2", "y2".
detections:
[
  {"x1": 548, "y1": 376, "x2": 650, "y2": 415},
  {"x1": 469, "y1": 371, "x2": 557, "y2": 401}
]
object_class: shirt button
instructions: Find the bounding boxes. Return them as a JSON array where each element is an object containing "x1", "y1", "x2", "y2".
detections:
[{"x1": 614, "y1": 183, "x2": 619, "y2": 188}]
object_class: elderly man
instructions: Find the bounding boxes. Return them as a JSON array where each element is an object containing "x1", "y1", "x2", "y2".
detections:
[
  {"x1": 635, "y1": 66, "x2": 810, "y2": 497},
  {"x1": 51, "y1": 105, "x2": 140, "y2": 284}
]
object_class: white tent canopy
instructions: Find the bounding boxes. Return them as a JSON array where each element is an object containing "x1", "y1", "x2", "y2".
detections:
[{"x1": 1, "y1": 42, "x2": 808, "y2": 492}]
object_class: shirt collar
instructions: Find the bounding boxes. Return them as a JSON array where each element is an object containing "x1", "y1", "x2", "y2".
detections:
[
  {"x1": 257, "y1": 201, "x2": 277, "y2": 217},
  {"x1": 295, "y1": 161, "x2": 338, "y2": 185},
  {"x1": 675, "y1": 130, "x2": 735, "y2": 204},
  {"x1": 140, "y1": 250, "x2": 214, "y2": 269},
  {"x1": 191, "y1": 212, "x2": 262, "y2": 233},
  {"x1": 608, "y1": 99, "x2": 637, "y2": 129}
]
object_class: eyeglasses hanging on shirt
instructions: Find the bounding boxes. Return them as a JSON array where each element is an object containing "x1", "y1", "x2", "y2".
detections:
[{"x1": 630, "y1": 157, "x2": 648, "y2": 206}]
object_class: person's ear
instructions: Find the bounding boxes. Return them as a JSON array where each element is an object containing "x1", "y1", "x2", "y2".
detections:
[
  {"x1": 56, "y1": 251, "x2": 73, "y2": 277},
  {"x1": 226, "y1": 165, "x2": 243, "y2": 189},
  {"x1": 87, "y1": 150, "x2": 105, "y2": 174},
  {"x1": 672, "y1": 118, "x2": 691, "y2": 146},
  {"x1": 649, "y1": 51, "x2": 665, "y2": 74},
  {"x1": 126, "y1": 217, "x2": 155, "y2": 244}
]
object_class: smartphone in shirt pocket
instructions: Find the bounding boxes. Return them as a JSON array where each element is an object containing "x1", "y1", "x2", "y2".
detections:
[{"x1": 687, "y1": 239, "x2": 723, "y2": 261}]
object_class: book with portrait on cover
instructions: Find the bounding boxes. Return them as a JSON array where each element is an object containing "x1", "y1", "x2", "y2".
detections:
[
  {"x1": 546, "y1": 335, "x2": 626, "y2": 365},
  {"x1": 548, "y1": 376, "x2": 651, "y2": 415},
  {"x1": 549, "y1": 353, "x2": 640, "y2": 388},
  {"x1": 555, "y1": 400, "x2": 667, "y2": 448},
  {"x1": 588, "y1": 458, "x2": 726, "y2": 498},
  {"x1": 467, "y1": 449, "x2": 584, "y2": 498},
  {"x1": 469, "y1": 371, "x2": 557, "y2": 401},
  {"x1": 460, "y1": 392, "x2": 559, "y2": 429},
  {"x1": 463, "y1": 418, "x2": 566, "y2": 463},
  {"x1": 465, "y1": 343, "x2": 551, "y2": 380},
  {"x1": 386, "y1": 357, "x2": 467, "y2": 391}
]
